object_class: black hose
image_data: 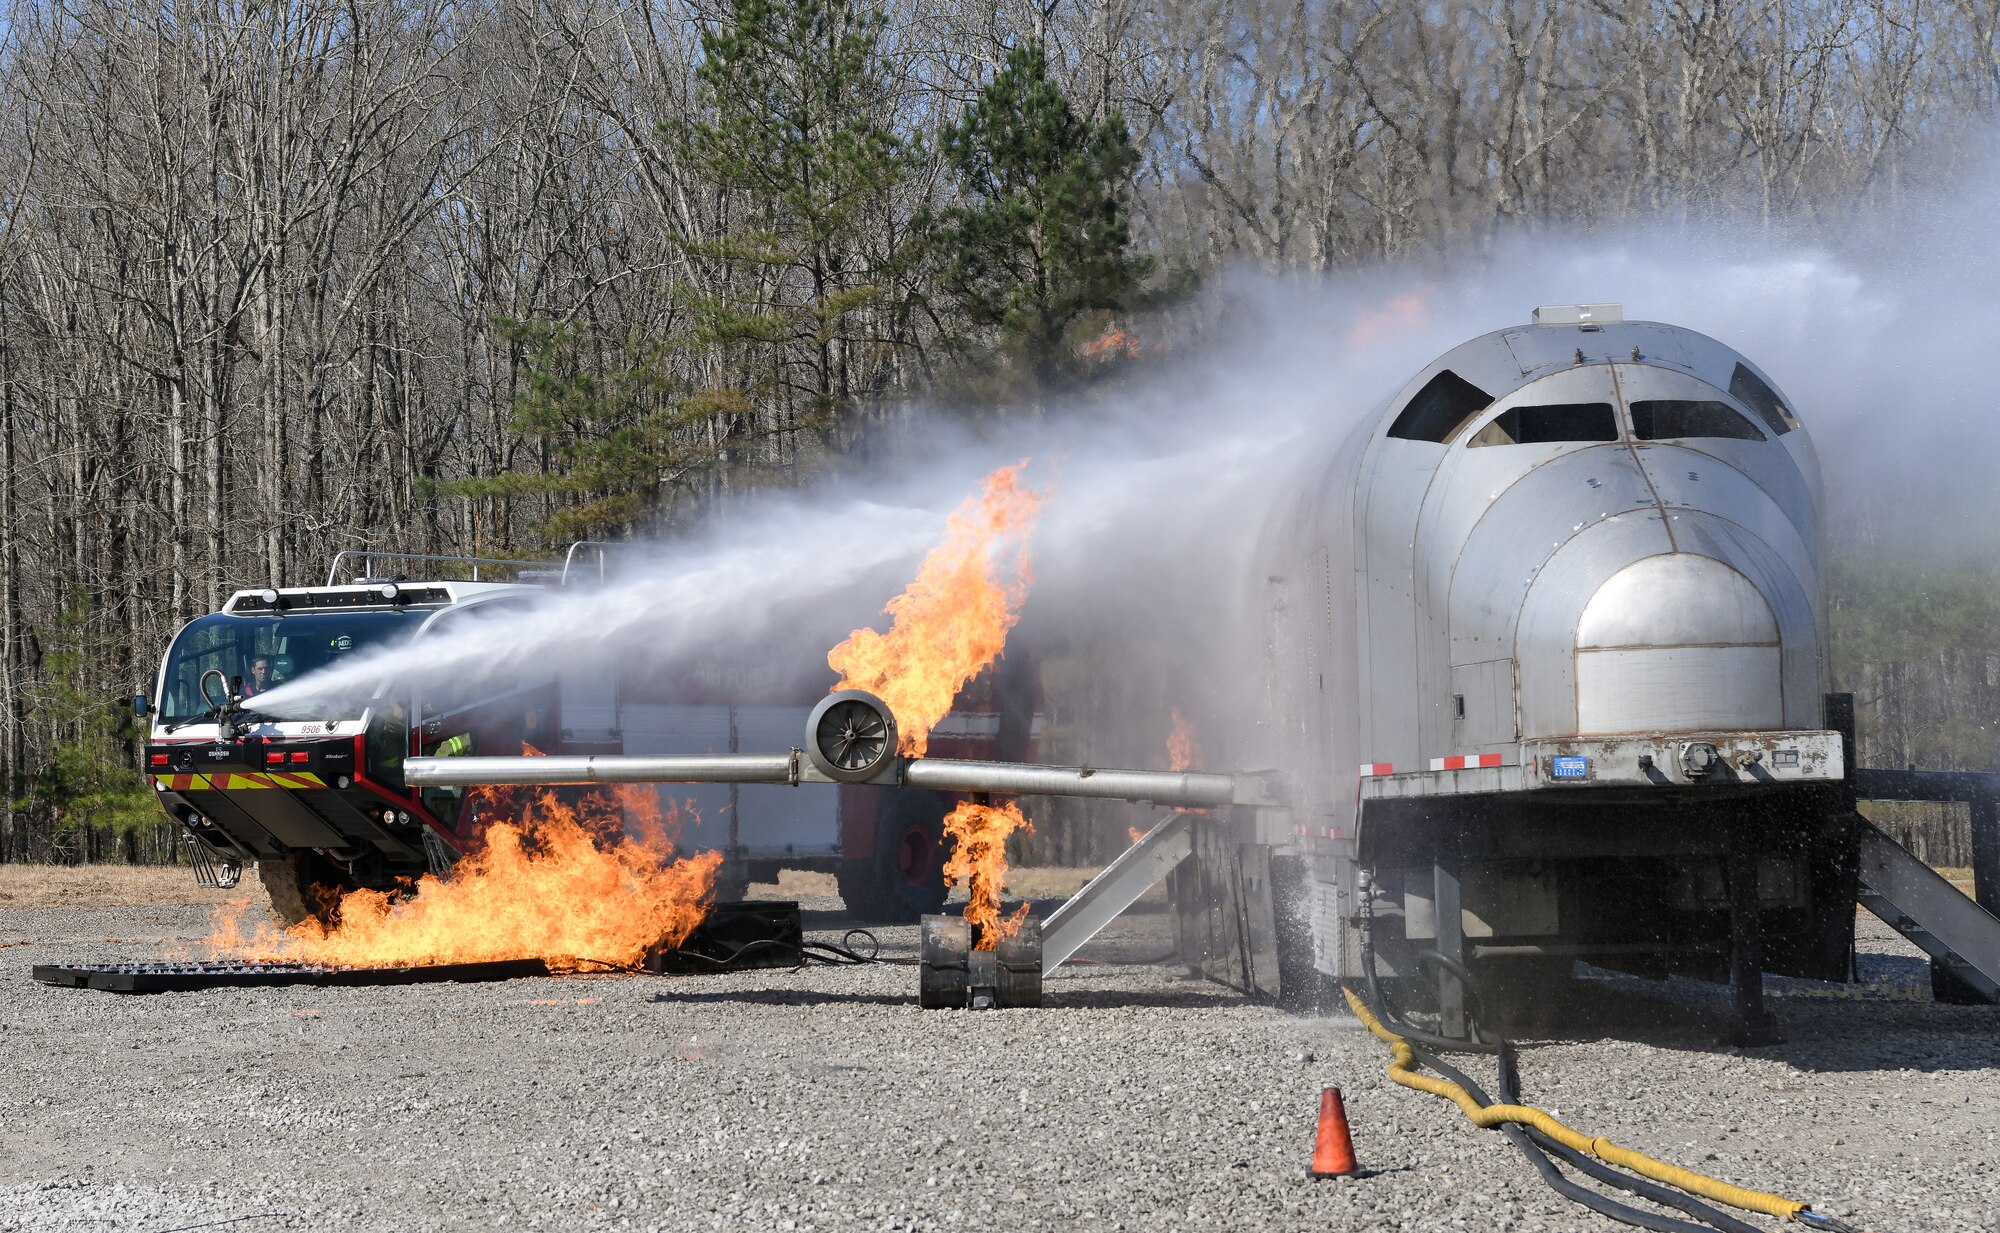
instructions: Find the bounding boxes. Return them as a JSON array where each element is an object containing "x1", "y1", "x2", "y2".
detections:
[
  {"x1": 799, "y1": 941, "x2": 875, "y2": 965},
  {"x1": 1514, "y1": 1119, "x2": 1766, "y2": 1233},
  {"x1": 1413, "y1": 948, "x2": 1485, "y2": 1015},
  {"x1": 1353, "y1": 878, "x2": 1762, "y2": 1233},
  {"x1": 1358, "y1": 893, "x2": 1499, "y2": 1053},
  {"x1": 1494, "y1": 1045, "x2": 1765, "y2": 1233},
  {"x1": 1409, "y1": 1041, "x2": 1726, "y2": 1233},
  {"x1": 577, "y1": 932, "x2": 892, "y2": 973}
]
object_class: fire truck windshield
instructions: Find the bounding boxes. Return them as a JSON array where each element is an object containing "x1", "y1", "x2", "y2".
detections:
[{"x1": 157, "y1": 610, "x2": 426, "y2": 723}]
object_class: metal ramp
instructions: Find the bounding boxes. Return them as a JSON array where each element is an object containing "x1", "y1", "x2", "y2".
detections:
[
  {"x1": 1040, "y1": 811, "x2": 1195, "y2": 973},
  {"x1": 1855, "y1": 818, "x2": 2000, "y2": 1003}
]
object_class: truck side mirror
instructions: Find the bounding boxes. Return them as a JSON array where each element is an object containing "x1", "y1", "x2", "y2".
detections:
[{"x1": 134, "y1": 694, "x2": 150, "y2": 718}]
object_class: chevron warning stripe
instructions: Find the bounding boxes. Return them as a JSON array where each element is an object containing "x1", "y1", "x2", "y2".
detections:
[{"x1": 153, "y1": 771, "x2": 327, "y2": 792}]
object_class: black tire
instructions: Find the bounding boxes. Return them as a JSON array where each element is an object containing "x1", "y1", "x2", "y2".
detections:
[
  {"x1": 837, "y1": 791, "x2": 949, "y2": 922},
  {"x1": 257, "y1": 851, "x2": 351, "y2": 928}
]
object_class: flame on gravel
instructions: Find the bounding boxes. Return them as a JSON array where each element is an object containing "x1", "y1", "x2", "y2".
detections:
[
  {"x1": 942, "y1": 799, "x2": 1033, "y2": 950},
  {"x1": 827, "y1": 462, "x2": 1043, "y2": 756},
  {"x1": 208, "y1": 784, "x2": 719, "y2": 970}
]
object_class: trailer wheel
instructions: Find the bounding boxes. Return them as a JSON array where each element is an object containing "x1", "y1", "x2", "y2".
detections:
[
  {"x1": 257, "y1": 852, "x2": 351, "y2": 928},
  {"x1": 837, "y1": 791, "x2": 949, "y2": 922}
]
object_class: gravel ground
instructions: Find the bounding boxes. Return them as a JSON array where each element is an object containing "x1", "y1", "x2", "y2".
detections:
[{"x1": 1, "y1": 893, "x2": 1995, "y2": 1233}]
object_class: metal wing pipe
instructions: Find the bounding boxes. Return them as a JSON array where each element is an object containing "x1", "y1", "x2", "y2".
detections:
[
  {"x1": 404, "y1": 753, "x2": 801, "y2": 787},
  {"x1": 900, "y1": 759, "x2": 1239, "y2": 808},
  {"x1": 403, "y1": 751, "x2": 1267, "y2": 809}
]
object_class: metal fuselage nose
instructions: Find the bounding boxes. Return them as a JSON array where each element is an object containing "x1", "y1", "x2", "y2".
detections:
[
  {"x1": 1573, "y1": 551, "x2": 1782, "y2": 733},
  {"x1": 1490, "y1": 441, "x2": 1819, "y2": 740}
]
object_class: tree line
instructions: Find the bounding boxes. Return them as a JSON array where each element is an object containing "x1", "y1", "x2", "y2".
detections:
[{"x1": 2, "y1": 0, "x2": 1997, "y2": 863}]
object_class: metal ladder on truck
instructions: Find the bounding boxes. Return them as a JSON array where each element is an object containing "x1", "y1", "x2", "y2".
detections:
[{"x1": 1851, "y1": 768, "x2": 2000, "y2": 1003}]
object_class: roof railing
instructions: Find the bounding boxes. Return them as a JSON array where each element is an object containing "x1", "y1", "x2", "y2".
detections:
[
  {"x1": 324, "y1": 550, "x2": 559, "y2": 587},
  {"x1": 562, "y1": 540, "x2": 649, "y2": 587}
]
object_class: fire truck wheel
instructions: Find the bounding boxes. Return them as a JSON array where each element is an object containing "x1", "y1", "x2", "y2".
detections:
[
  {"x1": 837, "y1": 791, "x2": 949, "y2": 923},
  {"x1": 257, "y1": 851, "x2": 351, "y2": 928}
]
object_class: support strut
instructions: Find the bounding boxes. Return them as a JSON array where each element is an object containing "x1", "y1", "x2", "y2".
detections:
[
  {"x1": 1727, "y1": 819, "x2": 1782, "y2": 1046},
  {"x1": 1039, "y1": 812, "x2": 1194, "y2": 973}
]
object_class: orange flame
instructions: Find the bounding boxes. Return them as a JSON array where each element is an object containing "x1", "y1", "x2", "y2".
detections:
[
  {"x1": 941, "y1": 799, "x2": 1033, "y2": 950},
  {"x1": 208, "y1": 786, "x2": 720, "y2": 970},
  {"x1": 1081, "y1": 322, "x2": 1141, "y2": 364},
  {"x1": 1167, "y1": 708, "x2": 1198, "y2": 772},
  {"x1": 828, "y1": 463, "x2": 1043, "y2": 756},
  {"x1": 1127, "y1": 825, "x2": 1147, "y2": 844},
  {"x1": 1344, "y1": 287, "x2": 1433, "y2": 347},
  {"x1": 1166, "y1": 708, "x2": 1208, "y2": 816}
]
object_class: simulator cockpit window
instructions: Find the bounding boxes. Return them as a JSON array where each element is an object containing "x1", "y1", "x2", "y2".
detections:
[
  {"x1": 1386, "y1": 369, "x2": 1494, "y2": 442},
  {"x1": 1468, "y1": 402, "x2": 1619, "y2": 447},
  {"x1": 1630, "y1": 400, "x2": 1768, "y2": 442},
  {"x1": 1727, "y1": 363, "x2": 1798, "y2": 435},
  {"x1": 157, "y1": 610, "x2": 425, "y2": 722}
]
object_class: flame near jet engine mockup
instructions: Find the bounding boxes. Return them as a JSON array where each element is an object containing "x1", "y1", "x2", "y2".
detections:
[
  {"x1": 827, "y1": 462, "x2": 1047, "y2": 944},
  {"x1": 827, "y1": 462, "x2": 1043, "y2": 758}
]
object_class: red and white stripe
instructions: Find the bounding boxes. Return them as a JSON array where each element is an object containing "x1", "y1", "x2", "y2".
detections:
[
  {"x1": 1429, "y1": 752, "x2": 1503, "y2": 771},
  {"x1": 1293, "y1": 825, "x2": 1345, "y2": 839},
  {"x1": 1357, "y1": 762, "x2": 1394, "y2": 777}
]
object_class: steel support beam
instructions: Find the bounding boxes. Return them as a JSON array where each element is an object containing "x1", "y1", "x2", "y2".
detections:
[
  {"x1": 1971, "y1": 794, "x2": 2000, "y2": 918},
  {"x1": 1433, "y1": 861, "x2": 1466, "y2": 1040},
  {"x1": 1726, "y1": 821, "x2": 1781, "y2": 1045},
  {"x1": 1853, "y1": 768, "x2": 2000, "y2": 803}
]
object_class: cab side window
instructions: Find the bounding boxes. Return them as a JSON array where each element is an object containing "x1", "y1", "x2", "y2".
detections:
[{"x1": 367, "y1": 699, "x2": 410, "y2": 787}]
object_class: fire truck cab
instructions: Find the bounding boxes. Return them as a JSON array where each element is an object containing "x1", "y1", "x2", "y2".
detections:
[{"x1": 143, "y1": 550, "x2": 1034, "y2": 925}]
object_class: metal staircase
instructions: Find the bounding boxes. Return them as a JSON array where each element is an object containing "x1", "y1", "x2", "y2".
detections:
[{"x1": 1853, "y1": 816, "x2": 2000, "y2": 1003}]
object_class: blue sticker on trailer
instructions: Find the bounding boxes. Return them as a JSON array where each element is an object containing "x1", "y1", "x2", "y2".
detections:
[{"x1": 1551, "y1": 755, "x2": 1589, "y2": 780}]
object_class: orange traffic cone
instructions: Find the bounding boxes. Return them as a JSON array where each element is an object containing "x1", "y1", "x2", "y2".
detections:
[{"x1": 1308, "y1": 1086, "x2": 1362, "y2": 1178}]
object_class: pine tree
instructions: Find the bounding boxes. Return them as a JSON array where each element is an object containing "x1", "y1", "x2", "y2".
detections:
[
  {"x1": 441, "y1": 1, "x2": 912, "y2": 550},
  {"x1": 440, "y1": 321, "x2": 748, "y2": 550},
  {"x1": 673, "y1": 0, "x2": 913, "y2": 449},
  {"x1": 934, "y1": 42, "x2": 1149, "y2": 391}
]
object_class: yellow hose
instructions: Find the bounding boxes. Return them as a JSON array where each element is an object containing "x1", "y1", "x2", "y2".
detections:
[{"x1": 1341, "y1": 986, "x2": 1808, "y2": 1223}]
